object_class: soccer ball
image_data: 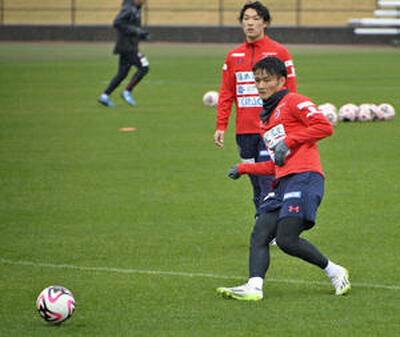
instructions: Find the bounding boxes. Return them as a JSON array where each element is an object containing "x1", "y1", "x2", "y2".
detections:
[
  {"x1": 36, "y1": 285, "x2": 75, "y2": 324},
  {"x1": 377, "y1": 103, "x2": 395, "y2": 121},
  {"x1": 318, "y1": 103, "x2": 337, "y2": 113},
  {"x1": 357, "y1": 104, "x2": 374, "y2": 122},
  {"x1": 322, "y1": 109, "x2": 338, "y2": 126},
  {"x1": 367, "y1": 104, "x2": 379, "y2": 120},
  {"x1": 318, "y1": 103, "x2": 338, "y2": 126},
  {"x1": 338, "y1": 104, "x2": 359, "y2": 122},
  {"x1": 202, "y1": 91, "x2": 219, "y2": 107}
]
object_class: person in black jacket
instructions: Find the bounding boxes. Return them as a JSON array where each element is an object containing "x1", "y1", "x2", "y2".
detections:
[{"x1": 98, "y1": 0, "x2": 149, "y2": 107}]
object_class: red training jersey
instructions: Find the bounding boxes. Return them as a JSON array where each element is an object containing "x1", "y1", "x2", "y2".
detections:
[
  {"x1": 216, "y1": 35, "x2": 297, "y2": 135},
  {"x1": 238, "y1": 93, "x2": 334, "y2": 179}
]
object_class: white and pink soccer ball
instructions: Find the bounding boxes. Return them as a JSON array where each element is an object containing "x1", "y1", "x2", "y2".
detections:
[
  {"x1": 339, "y1": 104, "x2": 359, "y2": 122},
  {"x1": 36, "y1": 285, "x2": 75, "y2": 324},
  {"x1": 202, "y1": 90, "x2": 219, "y2": 107},
  {"x1": 318, "y1": 103, "x2": 338, "y2": 126},
  {"x1": 357, "y1": 104, "x2": 375, "y2": 122},
  {"x1": 377, "y1": 103, "x2": 395, "y2": 121},
  {"x1": 318, "y1": 103, "x2": 337, "y2": 114}
]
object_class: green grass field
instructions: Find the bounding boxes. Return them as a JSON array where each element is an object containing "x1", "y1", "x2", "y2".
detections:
[{"x1": 0, "y1": 42, "x2": 399, "y2": 337}]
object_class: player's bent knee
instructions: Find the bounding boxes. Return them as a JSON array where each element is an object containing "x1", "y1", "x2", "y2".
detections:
[
  {"x1": 250, "y1": 211, "x2": 279, "y2": 248},
  {"x1": 141, "y1": 66, "x2": 149, "y2": 75},
  {"x1": 275, "y1": 216, "x2": 303, "y2": 255},
  {"x1": 276, "y1": 235, "x2": 298, "y2": 255}
]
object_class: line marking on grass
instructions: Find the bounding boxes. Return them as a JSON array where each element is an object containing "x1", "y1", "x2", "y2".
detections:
[{"x1": 2, "y1": 258, "x2": 399, "y2": 291}]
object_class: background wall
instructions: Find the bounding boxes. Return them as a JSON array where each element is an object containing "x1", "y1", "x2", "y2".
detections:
[{"x1": 0, "y1": 0, "x2": 377, "y2": 26}]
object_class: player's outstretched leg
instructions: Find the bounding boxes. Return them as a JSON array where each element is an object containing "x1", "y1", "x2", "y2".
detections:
[
  {"x1": 216, "y1": 282, "x2": 263, "y2": 301},
  {"x1": 121, "y1": 90, "x2": 136, "y2": 106},
  {"x1": 325, "y1": 261, "x2": 351, "y2": 295}
]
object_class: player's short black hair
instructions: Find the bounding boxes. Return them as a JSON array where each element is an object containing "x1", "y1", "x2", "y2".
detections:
[
  {"x1": 252, "y1": 57, "x2": 287, "y2": 78},
  {"x1": 239, "y1": 1, "x2": 271, "y2": 24}
]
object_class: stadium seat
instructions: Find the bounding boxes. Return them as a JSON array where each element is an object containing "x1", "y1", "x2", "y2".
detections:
[{"x1": 349, "y1": 1, "x2": 400, "y2": 36}]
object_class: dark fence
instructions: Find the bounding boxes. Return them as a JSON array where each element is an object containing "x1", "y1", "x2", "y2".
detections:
[{"x1": 1, "y1": 25, "x2": 397, "y2": 45}]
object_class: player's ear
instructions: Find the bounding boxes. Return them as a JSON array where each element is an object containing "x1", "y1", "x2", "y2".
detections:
[{"x1": 278, "y1": 76, "x2": 286, "y2": 88}]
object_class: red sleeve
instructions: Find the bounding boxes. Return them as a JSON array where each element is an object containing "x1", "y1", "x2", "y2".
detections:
[
  {"x1": 238, "y1": 161, "x2": 275, "y2": 176},
  {"x1": 278, "y1": 47, "x2": 297, "y2": 93},
  {"x1": 284, "y1": 96, "x2": 334, "y2": 149},
  {"x1": 216, "y1": 54, "x2": 235, "y2": 131}
]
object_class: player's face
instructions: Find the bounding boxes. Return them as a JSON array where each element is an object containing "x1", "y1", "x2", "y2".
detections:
[
  {"x1": 254, "y1": 69, "x2": 286, "y2": 100},
  {"x1": 241, "y1": 8, "x2": 267, "y2": 42}
]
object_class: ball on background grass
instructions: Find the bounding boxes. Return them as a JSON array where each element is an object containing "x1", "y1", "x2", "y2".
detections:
[
  {"x1": 36, "y1": 285, "x2": 75, "y2": 324},
  {"x1": 367, "y1": 104, "x2": 379, "y2": 120},
  {"x1": 357, "y1": 104, "x2": 374, "y2": 122},
  {"x1": 202, "y1": 91, "x2": 219, "y2": 107},
  {"x1": 377, "y1": 103, "x2": 395, "y2": 121},
  {"x1": 318, "y1": 103, "x2": 338, "y2": 126},
  {"x1": 322, "y1": 109, "x2": 338, "y2": 126},
  {"x1": 318, "y1": 103, "x2": 337, "y2": 113},
  {"x1": 338, "y1": 104, "x2": 359, "y2": 122}
]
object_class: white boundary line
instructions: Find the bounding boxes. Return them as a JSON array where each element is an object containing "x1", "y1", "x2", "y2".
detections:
[{"x1": 2, "y1": 258, "x2": 399, "y2": 291}]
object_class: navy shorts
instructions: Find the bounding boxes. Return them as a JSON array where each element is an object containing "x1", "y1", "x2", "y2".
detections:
[{"x1": 259, "y1": 172, "x2": 325, "y2": 229}]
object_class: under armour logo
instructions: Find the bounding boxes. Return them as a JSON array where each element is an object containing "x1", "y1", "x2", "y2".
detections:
[{"x1": 288, "y1": 205, "x2": 300, "y2": 213}]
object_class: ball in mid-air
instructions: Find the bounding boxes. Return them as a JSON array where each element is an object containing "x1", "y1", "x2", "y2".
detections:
[
  {"x1": 203, "y1": 91, "x2": 219, "y2": 107},
  {"x1": 36, "y1": 285, "x2": 75, "y2": 324}
]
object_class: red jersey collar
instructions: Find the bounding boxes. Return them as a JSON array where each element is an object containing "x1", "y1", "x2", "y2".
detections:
[{"x1": 245, "y1": 35, "x2": 270, "y2": 47}]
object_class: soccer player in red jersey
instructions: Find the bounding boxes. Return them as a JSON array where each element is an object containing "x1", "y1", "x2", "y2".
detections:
[
  {"x1": 214, "y1": 1, "x2": 297, "y2": 219},
  {"x1": 216, "y1": 57, "x2": 351, "y2": 301}
]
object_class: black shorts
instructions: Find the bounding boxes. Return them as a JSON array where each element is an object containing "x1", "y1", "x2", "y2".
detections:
[{"x1": 121, "y1": 51, "x2": 149, "y2": 68}]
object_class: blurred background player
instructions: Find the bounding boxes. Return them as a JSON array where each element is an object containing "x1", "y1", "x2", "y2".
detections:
[
  {"x1": 98, "y1": 0, "x2": 150, "y2": 107},
  {"x1": 213, "y1": 1, "x2": 297, "y2": 222},
  {"x1": 217, "y1": 57, "x2": 350, "y2": 301}
]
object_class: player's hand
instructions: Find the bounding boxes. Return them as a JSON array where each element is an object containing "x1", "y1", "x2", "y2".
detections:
[
  {"x1": 228, "y1": 164, "x2": 241, "y2": 180},
  {"x1": 139, "y1": 31, "x2": 150, "y2": 40},
  {"x1": 273, "y1": 140, "x2": 289, "y2": 167},
  {"x1": 214, "y1": 130, "x2": 225, "y2": 147}
]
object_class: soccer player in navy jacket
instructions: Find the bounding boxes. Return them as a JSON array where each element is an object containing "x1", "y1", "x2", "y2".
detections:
[{"x1": 98, "y1": 0, "x2": 149, "y2": 107}]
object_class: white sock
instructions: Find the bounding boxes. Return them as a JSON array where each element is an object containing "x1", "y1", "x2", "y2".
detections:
[
  {"x1": 101, "y1": 93, "x2": 109, "y2": 99},
  {"x1": 248, "y1": 277, "x2": 263, "y2": 289},
  {"x1": 324, "y1": 260, "x2": 342, "y2": 278}
]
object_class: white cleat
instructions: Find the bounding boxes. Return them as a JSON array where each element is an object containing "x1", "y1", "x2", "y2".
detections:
[
  {"x1": 330, "y1": 267, "x2": 351, "y2": 296},
  {"x1": 216, "y1": 283, "x2": 263, "y2": 301}
]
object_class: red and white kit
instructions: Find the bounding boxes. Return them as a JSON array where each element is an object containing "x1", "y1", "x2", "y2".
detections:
[
  {"x1": 238, "y1": 92, "x2": 334, "y2": 178},
  {"x1": 217, "y1": 36, "x2": 297, "y2": 134}
]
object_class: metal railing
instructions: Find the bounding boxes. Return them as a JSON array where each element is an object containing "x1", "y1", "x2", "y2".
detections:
[{"x1": 0, "y1": 0, "x2": 378, "y2": 26}]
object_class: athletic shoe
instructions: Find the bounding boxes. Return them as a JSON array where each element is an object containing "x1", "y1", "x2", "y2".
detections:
[
  {"x1": 98, "y1": 94, "x2": 114, "y2": 107},
  {"x1": 121, "y1": 90, "x2": 136, "y2": 106},
  {"x1": 330, "y1": 267, "x2": 351, "y2": 295},
  {"x1": 216, "y1": 283, "x2": 263, "y2": 301}
]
